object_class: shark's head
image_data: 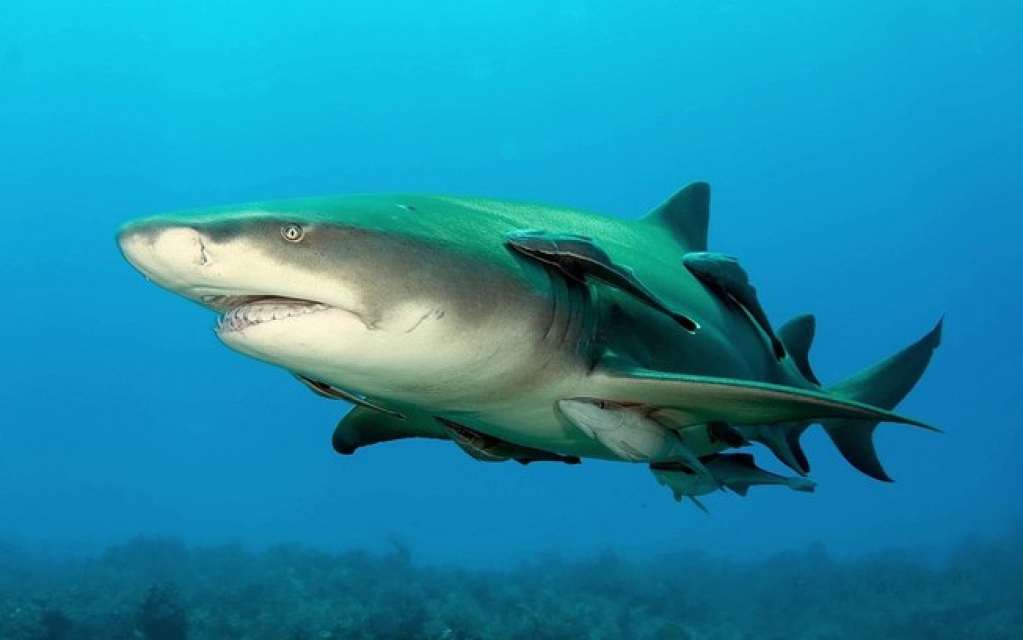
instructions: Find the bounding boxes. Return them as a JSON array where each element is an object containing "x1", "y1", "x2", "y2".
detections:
[{"x1": 116, "y1": 196, "x2": 542, "y2": 399}]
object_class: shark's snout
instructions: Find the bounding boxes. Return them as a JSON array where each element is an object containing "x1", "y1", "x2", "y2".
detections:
[{"x1": 117, "y1": 222, "x2": 214, "y2": 290}]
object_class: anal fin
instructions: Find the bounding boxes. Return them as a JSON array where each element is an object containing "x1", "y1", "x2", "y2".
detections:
[{"x1": 738, "y1": 422, "x2": 812, "y2": 475}]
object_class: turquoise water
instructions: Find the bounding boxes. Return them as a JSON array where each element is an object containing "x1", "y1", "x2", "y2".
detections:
[{"x1": 2, "y1": 0, "x2": 1021, "y2": 636}]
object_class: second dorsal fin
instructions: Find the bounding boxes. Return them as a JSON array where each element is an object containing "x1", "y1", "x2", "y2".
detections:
[
  {"x1": 777, "y1": 315, "x2": 821, "y2": 385},
  {"x1": 642, "y1": 182, "x2": 711, "y2": 252}
]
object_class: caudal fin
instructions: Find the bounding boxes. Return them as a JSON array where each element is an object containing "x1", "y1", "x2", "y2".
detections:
[{"x1": 823, "y1": 319, "x2": 944, "y2": 481}]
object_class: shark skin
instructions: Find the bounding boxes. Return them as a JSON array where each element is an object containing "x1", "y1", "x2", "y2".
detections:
[{"x1": 117, "y1": 182, "x2": 941, "y2": 503}]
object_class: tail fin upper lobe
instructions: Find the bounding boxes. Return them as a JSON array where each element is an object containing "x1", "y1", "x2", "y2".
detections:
[{"x1": 823, "y1": 319, "x2": 944, "y2": 481}]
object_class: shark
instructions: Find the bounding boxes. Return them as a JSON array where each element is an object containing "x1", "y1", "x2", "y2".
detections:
[{"x1": 117, "y1": 182, "x2": 942, "y2": 507}]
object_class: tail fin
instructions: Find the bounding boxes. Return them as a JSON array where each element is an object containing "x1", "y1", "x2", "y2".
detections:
[{"x1": 823, "y1": 319, "x2": 944, "y2": 481}]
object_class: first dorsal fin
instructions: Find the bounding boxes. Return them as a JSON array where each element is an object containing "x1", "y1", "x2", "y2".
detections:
[{"x1": 642, "y1": 182, "x2": 711, "y2": 252}]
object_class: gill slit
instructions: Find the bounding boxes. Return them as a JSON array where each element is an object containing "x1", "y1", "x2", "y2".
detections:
[{"x1": 542, "y1": 268, "x2": 599, "y2": 364}]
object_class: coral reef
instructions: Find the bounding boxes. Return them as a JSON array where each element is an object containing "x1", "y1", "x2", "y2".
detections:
[{"x1": 0, "y1": 531, "x2": 1020, "y2": 639}]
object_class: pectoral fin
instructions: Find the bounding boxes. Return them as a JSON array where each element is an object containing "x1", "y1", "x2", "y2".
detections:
[{"x1": 332, "y1": 407, "x2": 447, "y2": 455}]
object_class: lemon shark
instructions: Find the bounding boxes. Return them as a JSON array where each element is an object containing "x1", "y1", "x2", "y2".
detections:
[{"x1": 117, "y1": 182, "x2": 941, "y2": 507}]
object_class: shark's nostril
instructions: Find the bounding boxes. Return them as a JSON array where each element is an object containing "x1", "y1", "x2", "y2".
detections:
[
  {"x1": 146, "y1": 227, "x2": 208, "y2": 268},
  {"x1": 116, "y1": 224, "x2": 215, "y2": 287},
  {"x1": 198, "y1": 237, "x2": 210, "y2": 266}
]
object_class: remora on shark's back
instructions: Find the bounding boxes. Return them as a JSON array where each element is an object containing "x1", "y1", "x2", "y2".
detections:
[{"x1": 117, "y1": 182, "x2": 941, "y2": 507}]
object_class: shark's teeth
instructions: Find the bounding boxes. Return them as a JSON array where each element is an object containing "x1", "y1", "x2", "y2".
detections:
[{"x1": 217, "y1": 299, "x2": 329, "y2": 333}]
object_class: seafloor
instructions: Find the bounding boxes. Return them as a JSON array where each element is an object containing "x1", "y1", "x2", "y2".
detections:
[{"x1": 1, "y1": 528, "x2": 1020, "y2": 640}]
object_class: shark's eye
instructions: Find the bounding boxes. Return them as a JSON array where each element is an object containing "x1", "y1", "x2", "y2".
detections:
[{"x1": 280, "y1": 224, "x2": 305, "y2": 242}]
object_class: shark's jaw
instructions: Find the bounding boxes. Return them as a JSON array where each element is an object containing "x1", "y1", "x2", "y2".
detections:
[
  {"x1": 202, "y1": 295, "x2": 336, "y2": 335},
  {"x1": 207, "y1": 294, "x2": 376, "y2": 387}
]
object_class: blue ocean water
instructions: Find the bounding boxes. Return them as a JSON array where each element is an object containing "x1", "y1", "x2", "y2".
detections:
[{"x1": 2, "y1": 0, "x2": 1021, "y2": 591}]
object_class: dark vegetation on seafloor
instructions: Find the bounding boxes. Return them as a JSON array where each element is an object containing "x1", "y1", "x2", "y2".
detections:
[{"x1": 1, "y1": 528, "x2": 1020, "y2": 640}]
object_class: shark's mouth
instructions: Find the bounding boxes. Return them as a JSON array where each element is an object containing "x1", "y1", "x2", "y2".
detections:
[{"x1": 204, "y1": 295, "x2": 330, "y2": 333}]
